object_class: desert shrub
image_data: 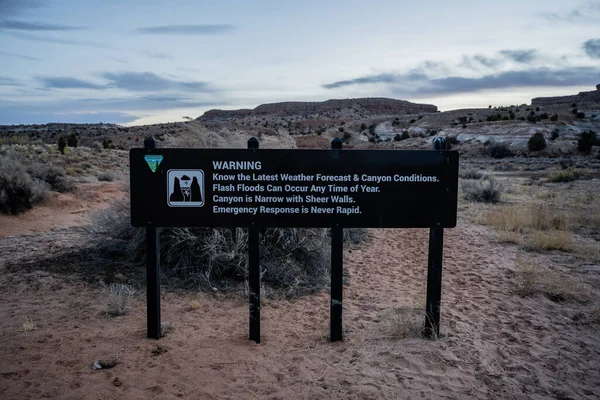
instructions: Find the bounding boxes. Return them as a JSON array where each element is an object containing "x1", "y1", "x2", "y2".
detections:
[
  {"x1": 97, "y1": 171, "x2": 115, "y2": 182},
  {"x1": 539, "y1": 113, "x2": 549, "y2": 120},
  {"x1": 27, "y1": 163, "x2": 75, "y2": 193},
  {"x1": 343, "y1": 228, "x2": 368, "y2": 245},
  {"x1": 527, "y1": 132, "x2": 547, "y2": 151},
  {"x1": 550, "y1": 114, "x2": 558, "y2": 121},
  {"x1": 342, "y1": 131, "x2": 351, "y2": 140},
  {"x1": 0, "y1": 156, "x2": 49, "y2": 214},
  {"x1": 446, "y1": 135, "x2": 459, "y2": 145},
  {"x1": 394, "y1": 133, "x2": 401, "y2": 141},
  {"x1": 462, "y1": 175, "x2": 502, "y2": 203},
  {"x1": 577, "y1": 130, "x2": 597, "y2": 154},
  {"x1": 86, "y1": 199, "x2": 332, "y2": 298},
  {"x1": 576, "y1": 111, "x2": 585, "y2": 119},
  {"x1": 459, "y1": 168, "x2": 483, "y2": 179},
  {"x1": 551, "y1": 129, "x2": 559, "y2": 140},
  {"x1": 547, "y1": 168, "x2": 584, "y2": 183},
  {"x1": 105, "y1": 283, "x2": 135, "y2": 316},
  {"x1": 485, "y1": 141, "x2": 513, "y2": 158},
  {"x1": 400, "y1": 131, "x2": 410, "y2": 140}
]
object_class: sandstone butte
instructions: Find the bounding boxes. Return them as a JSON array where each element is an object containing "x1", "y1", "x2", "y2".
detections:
[
  {"x1": 199, "y1": 98, "x2": 438, "y2": 120},
  {"x1": 532, "y1": 84, "x2": 600, "y2": 106}
]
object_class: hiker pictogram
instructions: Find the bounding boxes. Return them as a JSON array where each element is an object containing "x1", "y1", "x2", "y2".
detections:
[{"x1": 167, "y1": 170, "x2": 204, "y2": 207}]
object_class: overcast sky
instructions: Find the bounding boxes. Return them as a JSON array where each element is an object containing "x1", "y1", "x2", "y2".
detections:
[{"x1": 1, "y1": 0, "x2": 599, "y2": 126}]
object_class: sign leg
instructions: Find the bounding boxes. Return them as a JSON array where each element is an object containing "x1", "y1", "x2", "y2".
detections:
[
  {"x1": 146, "y1": 227, "x2": 161, "y2": 339},
  {"x1": 425, "y1": 226, "x2": 444, "y2": 338},
  {"x1": 330, "y1": 226, "x2": 343, "y2": 342},
  {"x1": 249, "y1": 227, "x2": 260, "y2": 343}
]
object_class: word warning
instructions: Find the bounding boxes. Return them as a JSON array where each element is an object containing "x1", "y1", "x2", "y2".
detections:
[{"x1": 130, "y1": 148, "x2": 459, "y2": 228}]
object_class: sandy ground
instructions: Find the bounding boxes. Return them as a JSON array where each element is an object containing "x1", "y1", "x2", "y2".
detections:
[
  {"x1": 0, "y1": 186, "x2": 599, "y2": 399},
  {"x1": 0, "y1": 182, "x2": 124, "y2": 238}
]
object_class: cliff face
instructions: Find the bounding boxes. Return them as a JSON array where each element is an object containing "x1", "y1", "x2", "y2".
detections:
[
  {"x1": 532, "y1": 85, "x2": 600, "y2": 106},
  {"x1": 199, "y1": 98, "x2": 437, "y2": 120}
]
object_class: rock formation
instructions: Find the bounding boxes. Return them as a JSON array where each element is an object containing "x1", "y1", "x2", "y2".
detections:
[
  {"x1": 199, "y1": 98, "x2": 437, "y2": 120},
  {"x1": 532, "y1": 85, "x2": 600, "y2": 106}
]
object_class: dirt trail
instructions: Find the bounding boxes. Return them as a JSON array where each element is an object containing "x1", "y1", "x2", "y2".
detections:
[
  {"x1": 0, "y1": 182, "x2": 124, "y2": 238},
  {"x1": 1, "y1": 224, "x2": 598, "y2": 399}
]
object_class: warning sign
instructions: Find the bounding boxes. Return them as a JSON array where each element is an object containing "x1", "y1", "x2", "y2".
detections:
[{"x1": 167, "y1": 169, "x2": 204, "y2": 207}]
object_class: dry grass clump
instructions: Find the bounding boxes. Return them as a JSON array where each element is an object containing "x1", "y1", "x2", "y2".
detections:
[
  {"x1": 379, "y1": 307, "x2": 426, "y2": 339},
  {"x1": 106, "y1": 283, "x2": 135, "y2": 316},
  {"x1": 161, "y1": 321, "x2": 175, "y2": 336},
  {"x1": 514, "y1": 255, "x2": 592, "y2": 303},
  {"x1": 497, "y1": 231, "x2": 522, "y2": 244},
  {"x1": 185, "y1": 300, "x2": 202, "y2": 312},
  {"x1": 462, "y1": 175, "x2": 503, "y2": 203},
  {"x1": 478, "y1": 205, "x2": 569, "y2": 233},
  {"x1": 20, "y1": 318, "x2": 38, "y2": 333},
  {"x1": 459, "y1": 168, "x2": 483, "y2": 180},
  {"x1": 523, "y1": 230, "x2": 573, "y2": 252},
  {"x1": 546, "y1": 168, "x2": 584, "y2": 183}
]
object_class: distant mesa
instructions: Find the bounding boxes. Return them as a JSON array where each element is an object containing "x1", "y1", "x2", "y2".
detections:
[
  {"x1": 532, "y1": 85, "x2": 600, "y2": 106},
  {"x1": 198, "y1": 98, "x2": 438, "y2": 120}
]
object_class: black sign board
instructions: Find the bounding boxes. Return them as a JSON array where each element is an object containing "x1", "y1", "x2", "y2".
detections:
[{"x1": 130, "y1": 148, "x2": 458, "y2": 228}]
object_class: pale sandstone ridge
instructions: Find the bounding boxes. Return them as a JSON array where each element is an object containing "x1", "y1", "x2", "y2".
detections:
[
  {"x1": 531, "y1": 84, "x2": 600, "y2": 106},
  {"x1": 199, "y1": 98, "x2": 438, "y2": 120}
]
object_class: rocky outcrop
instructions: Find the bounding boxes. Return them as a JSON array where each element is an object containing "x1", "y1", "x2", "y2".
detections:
[
  {"x1": 532, "y1": 85, "x2": 600, "y2": 106},
  {"x1": 199, "y1": 98, "x2": 437, "y2": 120}
]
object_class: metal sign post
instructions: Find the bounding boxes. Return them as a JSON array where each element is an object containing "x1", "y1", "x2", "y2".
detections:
[
  {"x1": 247, "y1": 137, "x2": 261, "y2": 344},
  {"x1": 424, "y1": 137, "x2": 447, "y2": 338},
  {"x1": 144, "y1": 136, "x2": 161, "y2": 339},
  {"x1": 330, "y1": 138, "x2": 344, "y2": 342}
]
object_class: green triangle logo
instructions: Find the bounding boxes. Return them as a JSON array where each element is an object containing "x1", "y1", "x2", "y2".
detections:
[{"x1": 144, "y1": 155, "x2": 163, "y2": 172}]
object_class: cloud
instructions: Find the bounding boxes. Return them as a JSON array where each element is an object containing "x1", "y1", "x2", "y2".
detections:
[
  {"x1": 322, "y1": 73, "x2": 399, "y2": 89},
  {"x1": 499, "y1": 49, "x2": 537, "y2": 63},
  {"x1": 0, "y1": 76, "x2": 22, "y2": 86},
  {"x1": 543, "y1": 2, "x2": 600, "y2": 22},
  {"x1": 0, "y1": 50, "x2": 40, "y2": 60},
  {"x1": 322, "y1": 66, "x2": 600, "y2": 97},
  {"x1": 38, "y1": 77, "x2": 106, "y2": 90},
  {"x1": 0, "y1": 19, "x2": 84, "y2": 31},
  {"x1": 136, "y1": 24, "x2": 235, "y2": 35},
  {"x1": 0, "y1": 95, "x2": 228, "y2": 125},
  {"x1": 583, "y1": 38, "x2": 600, "y2": 58},
  {"x1": 460, "y1": 55, "x2": 503, "y2": 70},
  {"x1": 0, "y1": 0, "x2": 42, "y2": 17},
  {"x1": 473, "y1": 55, "x2": 502, "y2": 68},
  {"x1": 144, "y1": 51, "x2": 173, "y2": 60},
  {"x1": 7, "y1": 32, "x2": 108, "y2": 48},
  {"x1": 102, "y1": 71, "x2": 212, "y2": 92}
]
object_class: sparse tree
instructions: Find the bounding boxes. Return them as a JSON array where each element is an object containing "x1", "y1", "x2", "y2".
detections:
[
  {"x1": 67, "y1": 132, "x2": 78, "y2": 148},
  {"x1": 528, "y1": 132, "x2": 547, "y2": 151},
  {"x1": 57, "y1": 136, "x2": 67, "y2": 154}
]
